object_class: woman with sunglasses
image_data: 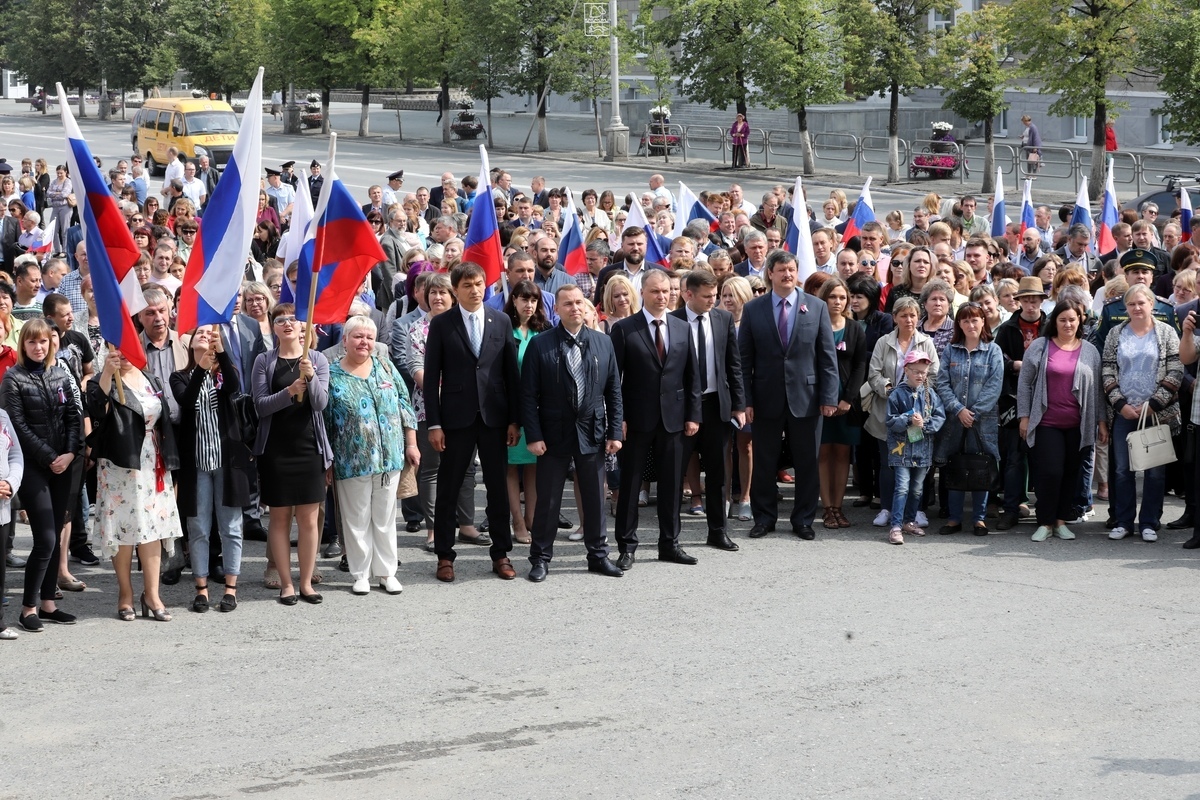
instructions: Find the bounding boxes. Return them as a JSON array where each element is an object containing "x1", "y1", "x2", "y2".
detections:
[
  {"x1": 884, "y1": 247, "x2": 934, "y2": 314},
  {"x1": 935, "y1": 303, "x2": 1003, "y2": 535},
  {"x1": 251, "y1": 304, "x2": 332, "y2": 605}
]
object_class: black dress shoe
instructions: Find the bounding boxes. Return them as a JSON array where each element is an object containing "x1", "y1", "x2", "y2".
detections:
[
  {"x1": 161, "y1": 567, "x2": 182, "y2": 586},
  {"x1": 405, "y1": 520, "x2": 422, "y2": 533},
  {"x1": 527, "y1": 562, "x2": 548, "y2": 582},
  {"x1": 748, "y1": 524, "x2": 771, "y2": 539},
  {"x1": 1183, "y1": 534, "x2": 1200, "y2": 549},
  {"x1": 1168, "y1": 513, "x2": 1194, "y2": 530},
  {"x1": 322, "y1": 540, "x2": 343, "y2": 558},
  {"x1": 588, "y1": 559, "x2": 623, "y2": 577},
  {"x1": 794, "y1": 525, "x2": 816, "y2": 540},
  {"x1": 615, "y1": 552, "x2": 635, "y2": 571},
  {"x1": 557, "y1": 514, "x2": 572, "y2": 529},
  {"x1": 707, "y1": 530, "x2": 739, "y2": 551},
  {"x1": 658, "y1": 547, "x2": 698, "y2": 565},
  {"x1": 242, "y1": 518, "x2": 267, "y2": 542},
  {"x1": 477, "y1": 519, "x2": 490, "y2": 533}
]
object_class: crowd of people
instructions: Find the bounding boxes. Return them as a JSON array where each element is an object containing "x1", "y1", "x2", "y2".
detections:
[{"x1": 2, "y1": 150, "x2": 1200, "y2": 640}]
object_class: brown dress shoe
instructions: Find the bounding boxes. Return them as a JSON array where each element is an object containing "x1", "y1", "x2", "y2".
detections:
[
  {"x1": 492, "y1": 557, "x2": 516, "y2": 579},
  {"x1": 436, "y1": 559, "x2": 455, "y2": 582}
]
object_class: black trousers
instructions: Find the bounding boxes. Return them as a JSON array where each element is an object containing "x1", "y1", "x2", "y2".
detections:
[
  {"x1": 529, "y1": 451, "x2": 608, "y2": 565},
  {"x1": 615, "y1": 423, "x2": 684, "y2": 553},
  {"x1": 20, "y1": 466, "x2": 73, "y2": 608},
  {"x1": 750, "y1": 412, "x2": 822, "y2": 529},
  {"x1": 433, "y1": 415, "x2": 512, "y2": 563},
  {"x1": 66, "y1": 455, "x2": 86, "y2": 553},
  {"x1": 1031, "y1": 425, "x2": 1084, "y2": 525},
  {"x1": 680, "y1": 394, "x2": 728, "y2": 533}
]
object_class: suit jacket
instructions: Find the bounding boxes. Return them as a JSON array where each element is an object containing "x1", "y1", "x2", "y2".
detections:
[
  {"x1": 0, "y1": 217, "x2": 20, "y2": 273},
  {"x1": 733, "y1": 260, "x2": 767, "y2": 279},
  {"x1": 1053, "y1": 245, "x2": 1101, "y2": 276},
  {"x1": 521, "y1": 325, "x2": 622, "y2": 456},
  {"x1": 669, "y1": 306, "x2": 745, "y2": 422},
  {"x1": 223, "y1": 313, "x2": 267, "y2": 384},
  {"x1": 611, "y1": 312, "x2": 701, "y2": 433},
  {"x1": 739, "y1": 290, "x2": 840, "y2": 419},
  {"x1": 424, "y1": 306, "x2": 520, "y2": 430}
]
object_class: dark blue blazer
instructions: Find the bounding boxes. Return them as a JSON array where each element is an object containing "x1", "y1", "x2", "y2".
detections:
[
  {"x1": 739, "y1": 289, "x2": 840, "y2": 419},
  {"x1": 520, "y1": 325, "x2": 622, "y2": 456}
]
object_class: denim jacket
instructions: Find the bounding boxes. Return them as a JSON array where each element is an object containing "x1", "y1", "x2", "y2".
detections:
[
  {"x1": 934, "y1": 341, "x2": 1003, "y2": 463},
  {"x1": 886, "y1": 381, "x2": 946, "y2": 467}
]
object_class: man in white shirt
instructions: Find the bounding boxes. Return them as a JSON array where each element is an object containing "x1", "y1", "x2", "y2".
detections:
[
  {"x1": 264, "y1": 167, "x2": 296, "y2": 224},
  {"x1": 729, "y1": 183, "x2": 757, "y2": 216},
  {"x1": 649, "y1": 173, "x2": 675, "y2": 213},
  {"x1": 148, "y1": 243, "x2": 182, "y2": 294},
  {"x1": 812, "y1": 228, "x2": 837, "y2": 274},
  {"x1": 381, "y1": 170, "x2": 405, "y2": 207},
  {"x1": 180, "y1": 161, "x2": 207, "y2": 208},
  {"x1": 160, "y1": 146, "x2": 184, "y2": 198}
]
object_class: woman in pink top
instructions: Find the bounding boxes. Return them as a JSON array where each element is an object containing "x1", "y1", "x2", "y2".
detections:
[{"x1": 730, "y1": 114, "x2": 750, "y2": 169}]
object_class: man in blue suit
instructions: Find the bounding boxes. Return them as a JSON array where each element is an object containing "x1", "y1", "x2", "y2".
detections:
[
  {"x1": 739, "y1": 251, "x2": 840, "y2": 540},
  {"x1": 520, "y1": 285, "x2": 625, "y2": 582}
]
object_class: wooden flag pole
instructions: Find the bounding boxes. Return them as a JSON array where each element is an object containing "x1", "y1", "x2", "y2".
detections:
[{"x1": 105, "y1": 342, "x2": 126, "y2": 404}]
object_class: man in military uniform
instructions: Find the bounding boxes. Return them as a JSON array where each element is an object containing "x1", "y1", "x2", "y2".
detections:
[
  {"x1": 1090, "y1": 249, "x2": 1178, "y2": 351},
  {"x1": 381, "y1": 170, "x2": 405, "y2": 208},
  {"x1": 280, "y1": 161, "x2": 299, "y2": 190},
  {"x1": 307, "y1": 159, "x2": 324, "y2": 207}
]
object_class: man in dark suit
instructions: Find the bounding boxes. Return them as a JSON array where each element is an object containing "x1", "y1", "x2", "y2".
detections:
[
  {"x1": 672, "y1": 269, "x2": 746, "y2": 550},
  {"x1": 611, "y1": 269, "x2": 702, "y2": 569},
  {"x1": 740, "y1": 250, "x2": 840, "y2": 540},
  {"x1": 221, "y1": 311, "x2": 267, "y2": 384},
  {"x1": 521, "y1": 285, "x2": 625, "y2": 581},
  {"x1": 733, "y1": 230, "x2": 769, "y2": 280},
  {"x1": 424, "y1": 262, "x2": 521, "y2": 582}
]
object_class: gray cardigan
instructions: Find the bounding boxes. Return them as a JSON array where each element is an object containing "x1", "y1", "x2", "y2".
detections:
[
  {"x1": 0, "y1": 409, "x2": 24, "y2": 525},
  {"x1": 251, "y1": 348, "x2": 333, "y2": 469},
  {"x1": 1016, "y1": 337, "x2": 1103, "y2": 449}
]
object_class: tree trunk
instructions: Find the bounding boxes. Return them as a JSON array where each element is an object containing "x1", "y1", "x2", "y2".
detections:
[
  {"x1": 358, "y1": 85, "x2": 370, "y2": 137},
  {"x1": 487, "y1": 98, "x2": 494, "y2": 149},
  {"x1": 441, "y1": 75, "x2": 451, "y2": 144},
  {"x1": 321, "y1": 87, "x2": 331, "y2": 135},
  {"x1": 797, "y1": 108, "x2": 815, "y2": 176},
  {"x1": 981, "y1": 115, "x2": 995, "y2": 194},
  {"x1": 537, "y1": 89, "x2": 549, "y2": 152},
  {"x1": 594, "y1": 101, "x2": 604, "y2": 158},
  {"x1": 77, "y1": 87, "x2": 86, "y2": 118},
  {"x1": 406, "y1": 76, "x2": 414, "y2": 94},
  {"x1": 887, "y1": 80, "x2": 899, "y2": 183},
  {"x1": 1090, "y1": 100, "x2": 1107, "y2": 201}
]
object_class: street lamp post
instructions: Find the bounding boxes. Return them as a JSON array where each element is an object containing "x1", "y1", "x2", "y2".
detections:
[{"x1": 603, "y1": 0, "x2": 628, "y2": 162}]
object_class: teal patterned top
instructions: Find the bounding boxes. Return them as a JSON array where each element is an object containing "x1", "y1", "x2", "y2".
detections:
[{"x1": 325, "y1": 356, "x2": 417, "y2": 481}]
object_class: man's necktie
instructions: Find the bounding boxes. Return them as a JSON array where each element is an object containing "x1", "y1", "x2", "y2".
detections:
[
  {"x1": 696, "y1": 314, "x2": 708, "y2": 392},
  {"x1": 653, "y1": 319, "x2": 665, "y2": 362},
  {"x1": 566, "y1": 336, "x2": 585, "y2": 410},
  {"x1": 777, "y1": 298, "x2": 790, "y2": 347},
  {"x1": 468, "y1": 313, "x2": 481, "y2": 356}
]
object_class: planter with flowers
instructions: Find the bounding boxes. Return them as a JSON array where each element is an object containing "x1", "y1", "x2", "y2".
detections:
[
  {"x1": 910, "y1": 121, "x2": 969, "y2": 179},
  {"x1": 642, "y1": 104, "x2": 681, "y2": 155}
]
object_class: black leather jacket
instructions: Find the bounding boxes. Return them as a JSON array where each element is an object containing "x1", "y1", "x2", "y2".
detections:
[
  {"x1": 85, "y1": 372, "x2": 179, "y2": 472},
  {"x1": 0, "y1": 363, "x2": 83, "y2": 469}
]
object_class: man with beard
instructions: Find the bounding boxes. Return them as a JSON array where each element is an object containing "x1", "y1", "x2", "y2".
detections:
[{"x1": 593, "y1": 227, "x2": 663, "y2": 303}]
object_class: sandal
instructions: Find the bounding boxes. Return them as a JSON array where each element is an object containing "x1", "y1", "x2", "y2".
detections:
[
  {"x1": 822, "y1": 506, "x2": 839, "y2": 529},
  {"x1": 263, "y1": 567, "x2": 281, "y2": 590},
  {"x1": 834, "y1": 507, "x2": 852, "y2": 528},
  {"x1": 312, "y1": 569, "x2": 323, "y2": 585}
]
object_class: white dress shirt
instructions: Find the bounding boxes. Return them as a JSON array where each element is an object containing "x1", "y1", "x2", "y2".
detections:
[
  {"x1": 642, "y1": 307, "x2": 669, "y2": 352},
  {"x1": 685, "y1": 307, "x2": 718, "y2": 394}
]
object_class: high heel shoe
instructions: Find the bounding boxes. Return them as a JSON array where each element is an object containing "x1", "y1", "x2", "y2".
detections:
[
  {"x1": 140, "y1": 593, "x2": 172, "y2": 622},
  {"x1": 116, "y1": 606, "x2": 135, "y2": 622}
]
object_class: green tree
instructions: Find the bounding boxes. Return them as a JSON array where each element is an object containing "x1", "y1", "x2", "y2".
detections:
[
  {"x1": 936, "y1": 3, "x2": 1011, "y2": 193},
  {"x1": 95, "y1": 0, "x2": 177, "y2": 98},
  {"x1": 1008, "y1": 0, "x2": 1158, "y2": 198},
  {"x1": 758, "y1": 0, "x2": 847, "y2": 175},
  {"x1": 170, "y1": 0, "x2": 270, "y2": 101},
  {"x1": 5, "y1": 0, "x2": 98, "y2": 115},
  {"x1": 450, "y1": 0, "x2": 521, "y2": 148},
  {"x1": 842, "y1": 0, "x2": 954, "y2": 182},
  {"x1": 1144, "y1": 0, "x2": 1200, "y2": 146},
  {"x1": 554, "y1": 21, "x2": 633, "y2": 157},
  {"x1": 269, "y1": 0, "x2": 346, "y2": 133},
  {"x1": 510, "y1": 0, "x2": 576, "y2": 151}
]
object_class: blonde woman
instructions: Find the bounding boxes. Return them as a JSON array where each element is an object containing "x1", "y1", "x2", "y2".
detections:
[{"x1": 599, "y1": 273, "x2": 639, "y2": 334}]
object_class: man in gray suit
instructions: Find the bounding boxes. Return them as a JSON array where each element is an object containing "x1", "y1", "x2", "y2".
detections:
[{"x1": 739, "y1": 251, "x2": 839, "y2": 540}]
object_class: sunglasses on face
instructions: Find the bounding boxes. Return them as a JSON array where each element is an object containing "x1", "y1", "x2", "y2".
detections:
[
  {"x1": 861, "y1": 260, "x2": 877, "y2": 267},
  {"x1": 753, "y1": 287, "x2": 767, "y2": 295}
]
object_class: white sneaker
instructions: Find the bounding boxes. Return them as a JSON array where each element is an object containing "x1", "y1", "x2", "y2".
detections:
[
  {"x1": 351, "y1": 578, "x2": 370, "y2": 595},
  {"x1": 379, "y1": 575, "x2": 404, "y2": 594},
  {"x1": 1108, "y1": 526, "x2": 1129, "y2": 540},
  {"x1": 637, "y1": 490, "x2": 649, "y2": 507},
  {"x1": 915, "y1": 510, "x2": 929, "y2": 527},
  {"x1": 1141, "y1": 528, "x2": 1158, "y2": 543},
  {"x1": 873, "y1": 509, "x2": 891, "y2": 527}
]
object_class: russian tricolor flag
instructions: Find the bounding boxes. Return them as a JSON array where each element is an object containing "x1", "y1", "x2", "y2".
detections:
[
  {"x1": 784, "y1": 175, "x2": 818, "y2": 282},
  {"x1": 557, "y1": 186, "x2": 588, "y2": 276},
  {"x1": 294, "y1": 133, "x2": 387, "y2": 324},
  {"x1": 57, "y1": 82, "x2": 146, "y2": 369},
  {"x1": 1181, "y1": 186, "x2": 1193, "y2": 243},
  {"x1": 462, "y1": 144, "x2": 504, "y2": 287},
  {"x1": 1020, "y1": 179, "x2": 1035, "y2": 237},
  {"x1": 624, "y1": 198, "x2": 670, "y2": 266},
  {"x1": 672, "y1": 181, "x2": 718, "y2": 236},
  {"x1": 180, "y1": 67, "x2": 264, "y2": 333},
  {"x1": 1096, "y1": 158, "x2": 1119, "y2": 255},
  {"x1": 275, "y1": 165, "x2": 315, "y2": 306},
  {"x1": 840, "y1": 177, "x2": 875, "y2": 246},
  {"x1": 1068, "y1": 177, "x2": 1093, "y2": 248},
  {"x1": 990, "y1": 168, "x2": 1006, "y2": 239}
]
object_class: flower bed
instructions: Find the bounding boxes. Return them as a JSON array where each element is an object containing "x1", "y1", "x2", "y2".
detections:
[{"x1": 911, "y1": 152, "x2": 962, "y2": 179}]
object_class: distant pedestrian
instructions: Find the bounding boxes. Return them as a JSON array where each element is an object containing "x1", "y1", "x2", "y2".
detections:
[
  {"x1": 1105, "y1": 119, "x2": 1118, "y2": 153},
  {"x1": 1021, "y1": 115, "x2": 1042, "y2": 176},
  {"x1": 730, "y1": 114, "x2": 750, "y2": 169}
]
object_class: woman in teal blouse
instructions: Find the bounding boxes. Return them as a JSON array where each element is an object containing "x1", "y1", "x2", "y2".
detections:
[
  {"x1": 504, "y1": 280, "x2": 552, "y2": 545},
  {"x1": 325, "y1": 315, "x2": 419, "y2": 596}
]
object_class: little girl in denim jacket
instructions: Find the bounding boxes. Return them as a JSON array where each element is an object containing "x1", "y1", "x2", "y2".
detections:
[{"x1": 885, "y1": 350, "x2": 945, "y2": 543}]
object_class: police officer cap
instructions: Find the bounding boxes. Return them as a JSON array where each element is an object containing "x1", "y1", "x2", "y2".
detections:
[
  {"x1": 0, "y1": 160, "x2": 11, "y2": 175},
  {"x1": 388, "y1": 170, "x2": 404, "y2": 182},
  {"x1": 265, "y1": 167, "x2": 281, "y2": 177},
  {"x1": 281, "y1": 161, "x2": 296, "y2": 169},
  {"x1": 1120, "y1": 249, "x2": 1156, "y2": 272},
  {"x1": 310, "y1": 159, "x2": 320, "y2": 170}
]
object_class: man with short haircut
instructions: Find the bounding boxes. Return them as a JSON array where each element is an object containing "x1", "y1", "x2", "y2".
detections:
[
  {"x1": 160, "y1": 146, "x2": 184, "y2": 197},
  {"x1": 264, "y1": 167, "x2": 295, "y2": 224},
  {"x1": 1130, "y1": 219, "x2": 1170, "y2": 274},
  {"x1": 109, "y1": 168, "x2": 128, "y2": 199},
  {"x1": 1054, "y1": 223, "x2": 1101, "y2": 275},
  {"x1": 593, "y1": 227, "x2": 661, "y2": 303},
  {"x1": 1162, "y1": 222, "x2": 1183, "y2": 253},
  {"x1": 532, "y1": 237, "x2": 576, "y2": 296},
  {"x1": 11, "y1": 257, "x2": 42, "y2": 320},
  {"x1": 1018, "y1": 228, "x2": 1044, "y2": 273},
  {"x1": 959, "y1": 195, "x2": 989, "y2": 237},
  {"x1": 487, "y1": 250, "x2": 559, "y2": 324},
  {"x1": 180, "y1": 161, "x2": 207, "y2": 208},
  {"x1": 734, "y1": 230, "x2": 770, "y2": 279},
  {"x1": 381, "y1": 170, "x2": 405, "y2": 207},
  {"x1": 750, "y1": 192, "x2": 788, "y2": 238},
  {"x1": 739, "y1": 250, "x2": 839, "y2": 540},
  {"x1": 58, "y1": 241, "x2": 90, "y2": 331},
  {"x1": 1099, "y1": 222, "x2": 1134, "y2": 265},
  {"x1": 1034, "y1": 205, "x2": 1055, "y2": 250},
  {"x1": 528, "y1": 175, "x2": 548, "y2": 208},
  {"x1": 710, "y1": 211, "x2": 739, "y2": 249},
  {"x1": 38, "y1": 257, "x2": 69, "y2": 300},
  {"x1": 522, "y1": 285, "x2": 625, "y2": 581},
  {"x1": 149, "y1": 244, "x2": 182, "y2": 294},
  {"x1": 507, "y1": 196, "x2": 538, "y2": 230},
  {"x1": 17, "y1": 211, "x2": 45, "y2": 252},
  {"x1": 611, "y1": 269, "x2": 701, "y2": 569},
  {"x1": 963, "y1": 237, "x2": 993, "y2": 286},
  {"x1": 491, "y1": 170, "x2": 514, "y2": 205},
  {"x1": 648, "y1": 173, "x2": 675, "y2": 212},
  {"x1": 906, "y1": 207, "x2": 931, "y2": 242},
  {"x1": 424, "y1": 262, "x2": 521, "y2": 583},
  {"x1": 196, "y1": 155, "x2": 220, "y2": 200},
  {"x1": 129, "y1": 162, "x2": 149, "y2": 205},
  {"x1": 811, "y1": 229, "x2": 836, "y2": 274},
  {"x1": 578, "y1": 240, "x2": 608, "y2": 300},
  {"x1": 673, "y1": 270, "x2": 745, "y2": 550},
  {"x1": 138, "y1": 284, "x2": 188, "y2": 423},
  {"x1": 729, "y1": 183, "x2": 756, "y2": 215}
]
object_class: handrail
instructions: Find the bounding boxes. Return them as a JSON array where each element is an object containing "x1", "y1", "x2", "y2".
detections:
[
  {"x1": 956, "y1": 141, "x2": 1020, "y2": 178},
  {"x1": 1019, "y1": 144, "x2": 1078, "y2": 182},
  {"x1": 682, "y1": 124, "x2": 726, "y2": 165},
  {"x1": 746, "y1": 128, "x2": 768, "y2": 168},
  {"x1": 810, "y1": 132, "x2": 861, "y2": 176},
  {"x1": 1133, "y1": 153, "x2": 1200, "y2": 196},
  {"x1": 637, "y1": 123, "x2": 686, "y2": 163},
  {"x1": 860, "y1": 135, "x2": 910, "y2": 172},
  {"x1": 763, "y1": 129, "x2": 817, "y2": 172}
]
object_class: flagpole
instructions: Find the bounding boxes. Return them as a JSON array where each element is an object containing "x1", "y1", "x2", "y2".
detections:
[
  {"x1": 105, "y1": 342, "x2": 126, "y2": 404},
  {"x1": 300, "y1": 133, "x2": 337, "y2": 402}
]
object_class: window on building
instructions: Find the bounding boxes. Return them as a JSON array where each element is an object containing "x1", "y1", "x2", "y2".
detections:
[
  {"x1": 1155, "y1": 114, "x2": 1173, "y2": 146},
  {"x1": 996, "y1": 108, "x2": 1008, "y2": 138}
]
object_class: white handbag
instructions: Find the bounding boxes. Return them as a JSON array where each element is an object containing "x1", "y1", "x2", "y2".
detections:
[{"x1": 1126, "y1": 404, "x2": 1177, "y2": 472}]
